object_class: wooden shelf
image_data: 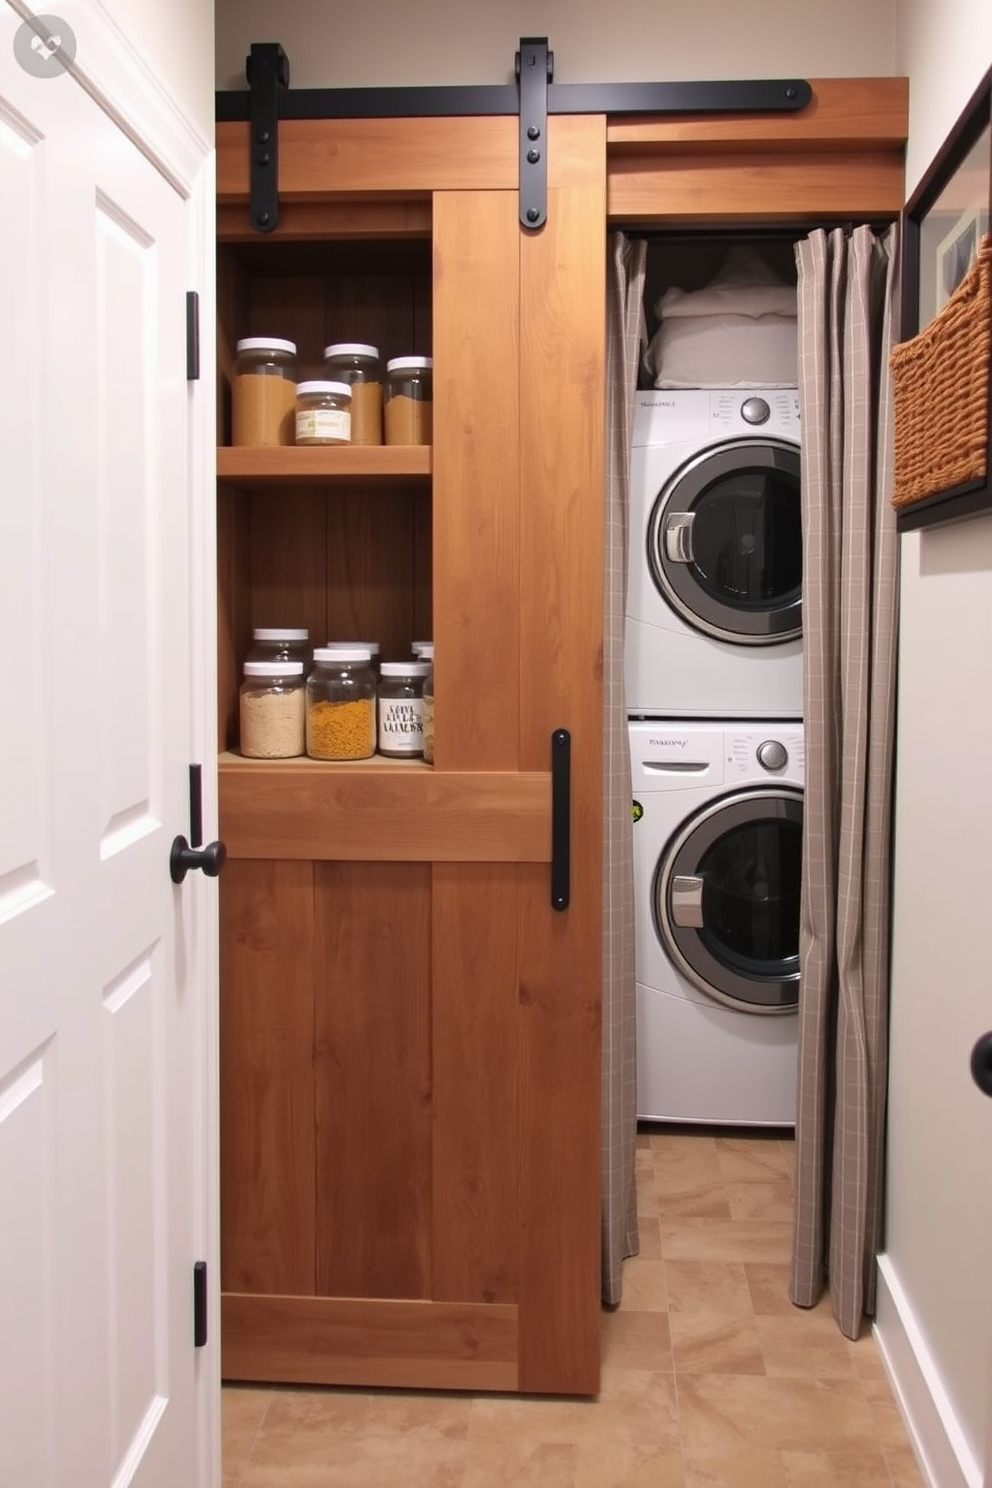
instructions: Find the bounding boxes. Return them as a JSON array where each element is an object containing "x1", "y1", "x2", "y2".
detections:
[
  {"x1": 219, "y1": 750, "x2": 430, "y2": 772},
  {"x1": 217, "y1": 445, "x2": 431, "y2": 486},
  {"x1": 218, "y1": 756, "x2": 552, "y2": 862}
]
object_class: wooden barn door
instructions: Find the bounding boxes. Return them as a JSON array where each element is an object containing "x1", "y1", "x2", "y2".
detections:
[{"x1": 217, "y1": 112, "x2": 606, "y2": 1396}]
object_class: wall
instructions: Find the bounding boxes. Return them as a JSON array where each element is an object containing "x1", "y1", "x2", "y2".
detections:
[
  {"x1": 98, "y1": 0, "x2": 214, "y2": 139},
  {"x1": 879, "y1": 7, "x2": 992, "y2": 1488},
  {"x1": 215, "y1": 0, "x2": 895, "y2": 91}
]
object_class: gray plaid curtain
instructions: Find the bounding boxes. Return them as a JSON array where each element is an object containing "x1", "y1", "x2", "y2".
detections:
[
  {"x1": 601, "y1": 231, "x2": 646, "y2": 1305},
  {"x1": 790, "y1": 223, "x2": 900, "y2": 1338}
]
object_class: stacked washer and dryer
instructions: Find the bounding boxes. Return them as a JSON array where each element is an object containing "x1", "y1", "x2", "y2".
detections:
[{"x1": 626, "y1": 385, "x2": 804, "y2": 1127}]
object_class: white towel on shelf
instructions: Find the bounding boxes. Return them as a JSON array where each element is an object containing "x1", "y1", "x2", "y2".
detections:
[
  {"x1": 654, "y1": 245, "x2": 798, "y2": 320},
  {"x1": 648, "y1": 246, "x2": 798, "y2": 387},
  {"x1": 648, "y1": 311, "x2": 798, "y2": 389}
]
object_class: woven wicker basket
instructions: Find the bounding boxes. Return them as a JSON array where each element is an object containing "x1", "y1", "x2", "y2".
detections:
[{"x1": 891, "y1": 232, "x2": 991, "y2": 511}]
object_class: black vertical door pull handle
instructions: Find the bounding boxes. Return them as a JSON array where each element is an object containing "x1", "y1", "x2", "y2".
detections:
[
  {"x1": 550, "y1": 728, "x2": 570, "y2": 911},
  {"x1": 170, "y1": 763, "x2": 227, "y2": 885},
  {"x1": 970, "y1": 1032, "x2": 992, "y2": 1097}
]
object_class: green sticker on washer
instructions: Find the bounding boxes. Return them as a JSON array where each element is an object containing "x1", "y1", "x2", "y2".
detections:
[{"x1": 631, "y1": 800, "x2": 643, "y2": 823}]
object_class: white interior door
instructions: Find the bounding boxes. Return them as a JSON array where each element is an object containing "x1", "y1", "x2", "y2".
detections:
[{"x1": 0, "y1": 9, "x2": 215, "y2": 1486}]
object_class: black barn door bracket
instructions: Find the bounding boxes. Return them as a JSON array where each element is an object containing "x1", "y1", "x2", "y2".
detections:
[
  {"x1": 516, "y1": 37, "x2": 553, "y2": 230},
  {"x1": 247, "y1": 41, "x2": 289, "y2": 232},
  {"x1": 223, "y1": 47, "x2": 811, "y2": 235}
]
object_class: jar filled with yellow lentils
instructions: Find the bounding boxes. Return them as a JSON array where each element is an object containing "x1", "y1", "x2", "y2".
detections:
[{"x1": 306, "y1": 647, "x2": 376, "y2": 761}]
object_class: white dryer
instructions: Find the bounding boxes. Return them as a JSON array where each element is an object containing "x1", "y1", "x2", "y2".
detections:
[
  {"x1": 630, "y1": 719, "x2": 801, "y2": 1126},
  {"x1": 626, "y1": 389, "x2": 803, "y2": 719}
]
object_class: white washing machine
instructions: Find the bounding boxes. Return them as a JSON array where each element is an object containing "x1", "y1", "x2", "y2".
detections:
[
  {"x1": 630, "y1": 718, "x2": 801, "y2": 1126},
  {"x1": 626, "y1": 389, "x2": 804, "y2": 719}
]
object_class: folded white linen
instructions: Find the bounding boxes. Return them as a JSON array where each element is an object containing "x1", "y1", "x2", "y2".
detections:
[
  {"x1": 655, "y1": 245, "x2": 798, "y2": 320},
  {"x1": 648, "y1": 311, "x2": 798, "y2": 389}
]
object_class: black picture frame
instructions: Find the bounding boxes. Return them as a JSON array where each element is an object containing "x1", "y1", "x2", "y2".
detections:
[{"x1": 898, "y1": 64, "x2": 992, "y2": 533}]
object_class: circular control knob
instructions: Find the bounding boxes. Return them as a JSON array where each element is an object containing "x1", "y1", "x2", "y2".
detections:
[
  {"x1": 741, "y1": 396, "x2": 771, "y2": 425},
  {"x1": 757, "y1": 739, "x2": 788, "y2": 771}
]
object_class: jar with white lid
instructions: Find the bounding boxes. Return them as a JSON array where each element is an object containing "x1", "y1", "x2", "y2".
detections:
[
  {"x1": 246, "y1": 627, "x2": 311, "y2": 672},
  {"x1": 323, "y1": 343, "x2": 382, "y2": 445},
  {"x1": 411, "y1": 639, "x2": 433, "y2": 660},
  {"x1": 377, "y1": 661, "x2": 430, "y2": 758},
  {"x1": 306, "y1": 647, "x2": 376, "y2": 761},
  {"x1": 420, "y1": 644, "x2": 435, "y2": 765},
  {"x1": 295, "y1": 381, "x2": 351, "y2": 445},
  {"x1": 324, "y1": 639, "x2": 380, "y2": 674},
  {"x1": 239, "y1": 661, "x2": 306, "y2": 759},
  {"x1": 384, "y1": 356, "x2": 433, "y2": 446},
  {"x1": 232, "y1": 337, "x2": 297, "y2": 446}
]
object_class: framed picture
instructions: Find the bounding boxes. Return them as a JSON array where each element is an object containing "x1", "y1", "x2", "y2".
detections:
[
  {"x1": 934, "y1": 206, "x2": 985, "y2": 313},
  {"x1": 898, "y1": 64, "x2": 992, "y2": 531}
]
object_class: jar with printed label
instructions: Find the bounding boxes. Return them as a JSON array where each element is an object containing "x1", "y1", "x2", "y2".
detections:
[
  {"x1": 420, "y1": 643, "x2": 435, "y2": 765},
  {"x1": 323, "y1": 343, "x2": 382, "y2": 445},
  {"x1": 246, "y1": 627, "x2": 311, "y2": 672},
  {"x1": 384, "y1": 356, "x2": 432, "y2": 445},
  {"x1": 306, "y1": 647, "x2": 376, "y2": 761},
  {"x1": 232, "y1": 337, "x2": 297, "y2": 446},
  {"x1": 295, "y1": 381, "x2": 351, "y2": 445},
  {"x1": 377, "y1": 662, "x2": 430, "y2": 758},
  {"x1": 239, "y1": 661, "x2": 306, "y2": 759}
]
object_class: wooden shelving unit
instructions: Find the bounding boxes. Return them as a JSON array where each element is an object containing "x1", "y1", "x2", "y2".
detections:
[{"x1": 216, "y1": 444, "x2": 431, "y2": 486}]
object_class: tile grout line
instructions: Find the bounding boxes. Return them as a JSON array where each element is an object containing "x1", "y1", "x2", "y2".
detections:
[{"x1": 234, "y1": 1390, "x2": 274, "y2": 1488}]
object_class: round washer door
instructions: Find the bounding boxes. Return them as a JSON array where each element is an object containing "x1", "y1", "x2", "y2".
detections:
[
  {"x1": 648, "y1": 437, "x2": 802, "y2": 645},
  {"x1": 654, "y1": 787, "x2": 803, "y2": 1013}
]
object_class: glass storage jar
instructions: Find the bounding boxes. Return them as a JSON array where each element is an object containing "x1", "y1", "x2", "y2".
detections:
[
  {"x1": 377, "y1": 661, "x2": 430, "y2": 758},
  {"x1": 239, "y1": 661, "x2": 306, "y2": 759},
  {"x1": 295, "y1": 380, "x2": 351, "y2": 445},
  {"x1": 306, "y1": 647, "x2": 376, "y2": 761},
  {"x1": 324, "y1": 639, "x2": 380, "y2": 674},
  {"x1": 420, "y1": 643, "x2": 435, "y2": 765},
  {"x1": 232, "y1": 337, "x2": 297, "y2": 446},
  {"x1": 384, "y1": 356, "x2": 433, "y2": 445},
  {"x1": 323, "y1": 343, "x2": 382, "y2": 445},
  {"x1": 411, "y1": 639, "x2": 433, "y2": 660},
  {"x1": 246, "y1": 627, "x2": 311, "y2": 672}
]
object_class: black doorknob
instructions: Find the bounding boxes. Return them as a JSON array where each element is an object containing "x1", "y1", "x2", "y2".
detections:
[
  {"x1": 170, "y1": 835, "x2": 227, "y2": 885},
  {"x1": 970, "y1": 1032, "x2": 992, "y2": 1098}
]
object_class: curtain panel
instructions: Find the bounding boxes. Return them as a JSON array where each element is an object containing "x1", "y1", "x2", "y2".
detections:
[
  {"x1": 601, "y1": 231, "x2": 646, "y2": 1305},
  {"x1": 790, "y1": 224, "x2": 900, "y2": 1338}
]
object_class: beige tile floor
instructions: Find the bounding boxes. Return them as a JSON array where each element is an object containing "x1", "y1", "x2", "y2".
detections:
[{"x1": 222, "y1": 1126, "x2": 926, "y2": 1488}]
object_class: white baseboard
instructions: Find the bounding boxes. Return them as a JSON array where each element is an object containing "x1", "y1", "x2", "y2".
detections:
[{"x1": 873, "y1": 1254, "x2": 983, "y2": 1488}]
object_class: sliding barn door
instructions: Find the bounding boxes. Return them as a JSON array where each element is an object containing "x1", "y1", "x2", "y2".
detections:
[{"x1": 218, "y1": 112, "x2": 606, "y2": 1396}]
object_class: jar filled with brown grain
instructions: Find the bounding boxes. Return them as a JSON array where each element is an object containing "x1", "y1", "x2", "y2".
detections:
[
  {"x1": 232, "y1": 337, "x2": 297, "y2": 446},
  {"x1": 294, "y1": 380, "x2": 351, "y2": 445},
  {"x1": 306, "y1": 647, "x2": 376, "y2": 761},
  {"x1": 377, "y1": 661, "x2": 430, "y2": 758},
  {"x1": 384, "y1": 356, "x2": 432, "y2": 445},
  {"x1": 239, "y1": 661, "x2": 306, "y2": 759},
  {"x1": 323, "y1": 343, "x2": 382, "y2": 445}
]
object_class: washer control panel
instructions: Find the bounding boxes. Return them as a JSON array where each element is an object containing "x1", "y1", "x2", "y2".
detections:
[
  {"x1": 757, "y1": 739, "x2": 789, "y2": 771},
  {"x1": 629, "y1": 721, "x2": 805, "y2": 790}
]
